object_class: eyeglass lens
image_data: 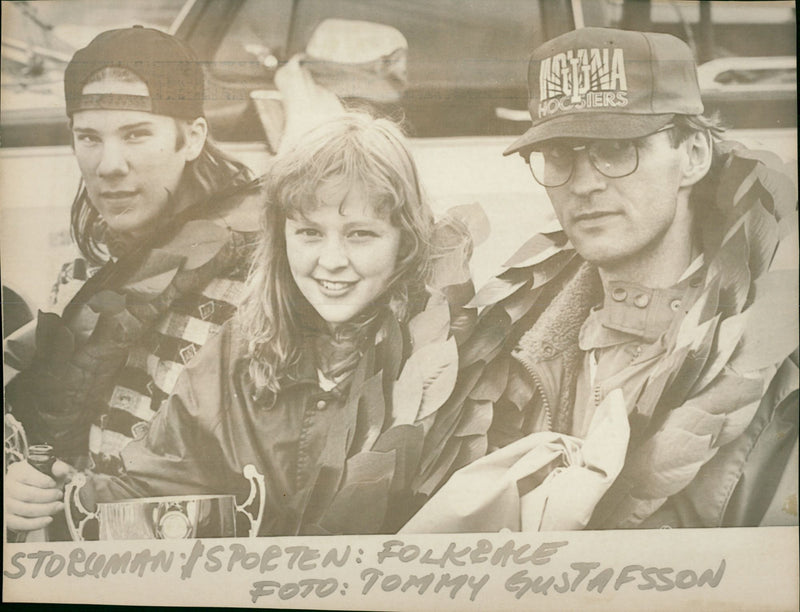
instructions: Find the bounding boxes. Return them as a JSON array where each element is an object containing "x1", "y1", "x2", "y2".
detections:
[
  {"x1": 525, "y1": 124, "x2": 674, "y2": 188},
  {"x1": 527, "y1": 139, "x2": 638, "y2": 187}
]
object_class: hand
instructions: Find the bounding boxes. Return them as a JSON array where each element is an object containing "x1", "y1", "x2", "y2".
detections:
[
  {"x1": 274, "y1": 55, "x2": 345, "y2": 153},
  {"x1": 5, "y1": 459, "x2": 74, "y2": 532}
]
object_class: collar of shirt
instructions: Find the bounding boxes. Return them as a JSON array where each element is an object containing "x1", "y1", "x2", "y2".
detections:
[{"x1": 579, "y1": 261, "x2": 706, "y2": 350}]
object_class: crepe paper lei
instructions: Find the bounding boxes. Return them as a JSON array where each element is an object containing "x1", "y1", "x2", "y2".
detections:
[
  {"x1": 590, "y1": 142, "x2": 798, "y2": 528},
  {"x1": 446, "y1": 142, "x2": 798, "y2": 530},
  {"x1": 285, "y1": 206, "x2": 493, "y2": 534},
  {"x1": 445, "y1": 225, "x2": 584, "y2": 448},
  {"x1": 7, "y1": 217, "x2": 256, "y2": 459}
]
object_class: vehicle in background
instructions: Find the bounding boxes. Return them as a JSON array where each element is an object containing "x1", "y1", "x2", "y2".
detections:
[
  {"x1": 3, "y1": 0, "x2": 795, "y2": 145},
  {"x1": 1, "y1": 0, "x2": 796, "y2": 316}
]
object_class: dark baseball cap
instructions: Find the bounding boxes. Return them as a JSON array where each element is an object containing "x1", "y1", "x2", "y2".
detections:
[
  {"x1": 504, "y1": 27, "x2": 703, "y2": 156},
  {"x1": 64, "y1": 26, "x2": 205, "y2": 119}
]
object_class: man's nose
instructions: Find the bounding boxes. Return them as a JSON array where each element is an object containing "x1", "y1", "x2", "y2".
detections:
[
  {"x1": 317, "y1": 236, "x2": 349, "y2": 270},
  {"x1": 96, "y1": 141, "x2": 129, "y2": 177},
  {"x1": 568, "y1": 149, "x2": 606, "y2": 195}
]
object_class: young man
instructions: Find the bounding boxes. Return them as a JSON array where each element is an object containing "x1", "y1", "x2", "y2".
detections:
[
  {"x1": 406, "y1": 27, "x2": 798, "y2": 531},
  {"x1": 5, "y1": 26, "x2": 262, "y2": 496}
]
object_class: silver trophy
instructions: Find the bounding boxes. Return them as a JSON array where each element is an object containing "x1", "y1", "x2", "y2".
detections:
[{"x1": 64, "y1": 464, "x2": 266, "y2": 540}]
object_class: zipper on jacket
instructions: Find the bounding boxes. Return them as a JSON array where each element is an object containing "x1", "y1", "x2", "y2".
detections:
[
  {"x1": 513, "y1": 350, "x2": 553, "y2": 432},
  {"x1": 593, "y1": 385, "x2": 602, "y2": 408}
]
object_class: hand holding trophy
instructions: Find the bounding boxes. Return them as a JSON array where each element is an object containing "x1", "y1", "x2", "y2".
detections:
[{"x1": 4, "y1": 415, "x2": 73, "y2": 539}]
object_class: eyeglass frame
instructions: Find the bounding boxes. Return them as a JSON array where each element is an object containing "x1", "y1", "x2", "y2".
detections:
[{"x1": 523, "y1": 124, "x2": 676, "y2": 188}]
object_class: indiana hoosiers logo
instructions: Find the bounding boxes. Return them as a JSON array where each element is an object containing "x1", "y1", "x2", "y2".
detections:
[{"x1": 537, "y1": 48, "x2": 628, "y2": 117}]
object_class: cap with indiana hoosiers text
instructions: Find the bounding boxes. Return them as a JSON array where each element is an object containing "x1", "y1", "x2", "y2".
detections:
[
  {"x1": 504, "y1": 27, "x2": 703, "y2": 156},
  {"x1": 64, "y1": 26, "x2": 205, "y2": 119}
]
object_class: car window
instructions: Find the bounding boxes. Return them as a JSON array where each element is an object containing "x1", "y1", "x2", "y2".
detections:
[
  {"x1": 578, "y1": 0, "x2": 796, "y2": 62},
  {"x1": 199, "y1": 0, "x2": 570, "y2": 138},
  {"x1": 1, "y1": 0, "x2": 187, "y2": 146},
  {"x1": 3, "y1": 0, "x2": 573, "y2": 145},
  {"x1": 1, "y1": 0, "x2": 187, "y2": 107},
  {"x1": 209, "y1": 0, "x2": 294, "y2": 81},
  {"x1": 576, "y1": 0, "x2": 796, "y2": 129},
  {"x1": 211, "y1": 0, "x2": 546, "y2": 90}
]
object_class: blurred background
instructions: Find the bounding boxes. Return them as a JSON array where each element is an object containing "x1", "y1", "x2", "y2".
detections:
[
  {"x1": 1, "y1": 0, "x2": 796, "y2": 145},
  {"x1": 1, "y1": 0, "x2": 796, "y2": 328}
]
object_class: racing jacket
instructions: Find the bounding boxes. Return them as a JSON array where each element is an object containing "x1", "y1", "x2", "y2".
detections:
[
  {"x1": 449, "y1": 141, "x2": 799, "y2": 529},
  {"x1": 5, "y1": 177, "x2": 263, "y2": 474}
]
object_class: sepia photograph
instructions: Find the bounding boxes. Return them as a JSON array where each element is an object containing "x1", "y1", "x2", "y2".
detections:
[{"x1": 2, "y1": 0, "x2": 797, "y2": 609}]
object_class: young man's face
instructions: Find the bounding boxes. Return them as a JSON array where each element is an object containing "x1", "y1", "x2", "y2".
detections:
[
  {"x1": 71, "y1": 79, "x2": 198, "y2": 237},
  {"x1": 545, "y1": 130, "x2": 692, "y2": 275}
]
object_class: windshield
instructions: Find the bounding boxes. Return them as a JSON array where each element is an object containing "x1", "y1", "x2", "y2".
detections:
[
  {"x1": 1, "y1": 1, "x2": 186, "y2": 116},
  {"x1": 576, "y1": 0, "x2": 796, "y2": 130},
  {"x1": 578, "y1": 1, "x2": 795, "y2": 77}
]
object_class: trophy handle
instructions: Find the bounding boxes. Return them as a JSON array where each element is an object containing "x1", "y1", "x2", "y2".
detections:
[
  {"x1": 64, "y1": 473, "x2": 98, "y2": 541},
  {"x1": 235, "y1": 464, "x2": 266, "y2": 537},
  {"x1": 4, "y1": 413, "x2": 28, "y2": 465}
]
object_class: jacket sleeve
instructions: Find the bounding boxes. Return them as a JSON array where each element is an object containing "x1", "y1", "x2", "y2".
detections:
[
  {"x1": 5, "y1": 308, "x2": 125, "y2": 460},
  {"x1": 5, "y1": 219, "x2": 257, "y2": 462},
  {"x1": 3, "y1": 320, "x2": 37, "y2": 375},
  {"x1": 637, "y1": 357, "x2": 799, "y2": 528},
  {"x1": 90, "y1": 330, "x2": 233, "y2": 503},
  {"x1": 92, "y1": 384, "x2": 217, "y2": 502}
]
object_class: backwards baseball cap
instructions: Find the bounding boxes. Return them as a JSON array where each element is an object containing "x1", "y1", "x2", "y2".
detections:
[
  {"x1": 64, "y1": 26, "x2": 204, "y2": 119},
  {"x1": 504, "y1": 27, "x2": 703, "y2": 156}
]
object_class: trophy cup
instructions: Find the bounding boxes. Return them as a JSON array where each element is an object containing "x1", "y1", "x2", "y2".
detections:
[
  {"x1": 4, "y1": 413, "x2": 28, "y2": 465},
  {"x1": 64, "y1": 464, "x2": 266, "y2": 540}
]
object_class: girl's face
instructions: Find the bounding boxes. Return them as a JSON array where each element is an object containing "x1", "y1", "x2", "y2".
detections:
[{"x1": 285, "y1": 183, "x2": 402, "y2": 330}]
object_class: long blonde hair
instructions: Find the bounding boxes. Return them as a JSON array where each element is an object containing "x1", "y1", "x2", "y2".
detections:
[{"x1": 238, "y1": 111, "x2": 435, "y2": 395}]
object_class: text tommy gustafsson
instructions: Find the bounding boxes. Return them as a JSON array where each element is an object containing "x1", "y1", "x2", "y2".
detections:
[
  {"x1": 5, "y1": 538, "x2": 726, "y2": 603},
  {"x1": 368, "y1": 539, "x2": 726, "y2": 600}
]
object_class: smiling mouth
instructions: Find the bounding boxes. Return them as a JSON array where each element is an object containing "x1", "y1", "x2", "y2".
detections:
[{"x1": 316, "y1": 279, "x2": 357, "y2": 294}]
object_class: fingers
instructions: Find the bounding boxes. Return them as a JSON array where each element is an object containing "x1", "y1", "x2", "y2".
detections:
[
  {"x1": 6, "y1": 497, "x2": 64, "y2": 520},
  {"x1": 6, "y1": 460, "x2": 58, "y2": 488},
  {"x1": 5, "y1": 460, "x2": 65, "y2": 534},
  {"x1": 274, "y1": 54, "x2": 303, "y2": 89},
  {"x1": 276, "y1": 58, "x2": 345, "y2": 154},
  {"x1": 6, "y1": 479, "x2": 64, "y2": 504},
  {"x1": 6, "y1": 513, "x2": 57, "y2": 534},
  {"x1": 5, "y1": 493, "x2": 63, "y2": 533},
  {"x1": 275, "y1": 55, "x2": 312, "y2": 101},
  {"x1": 51, "y1": 459, "x2": 77, "y2": 480}
]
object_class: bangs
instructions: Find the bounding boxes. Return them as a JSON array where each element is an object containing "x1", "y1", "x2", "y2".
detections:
[
  {"x1": 241, "y1": 111, "x2": 437, "y2": 395},
  {"x1": 270, "y1": 118, "x2": 415, "y2": 224},
  {"x1": 282, "y1": 174, "x2": 399, "y2": 222}
]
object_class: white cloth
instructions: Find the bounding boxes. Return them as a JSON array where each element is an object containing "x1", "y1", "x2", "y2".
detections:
[{"x1": 402, "y1": 389, "x2": 629, "y2": 533}]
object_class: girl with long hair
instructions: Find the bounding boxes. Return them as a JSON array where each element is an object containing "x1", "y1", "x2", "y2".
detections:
[{"x1": 8, "y1": 111, "x2": 489, "y2": 537}]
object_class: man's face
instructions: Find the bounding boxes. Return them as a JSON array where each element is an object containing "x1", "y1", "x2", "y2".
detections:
[
  {"x1": 544, "y1": 130, "x2": 691, "y2": 273},
  {"x1": 71, "y1": 79, "x2": 193, "y2": 237}
]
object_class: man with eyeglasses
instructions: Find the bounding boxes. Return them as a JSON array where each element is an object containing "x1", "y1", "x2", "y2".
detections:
[{"x1": 403, "y1": 27, "x2": 797, "y2": 532}]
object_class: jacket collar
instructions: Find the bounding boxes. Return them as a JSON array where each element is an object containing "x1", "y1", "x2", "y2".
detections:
[{"x1": 581, "y1": 269, "x2": 704, "y2": 347}]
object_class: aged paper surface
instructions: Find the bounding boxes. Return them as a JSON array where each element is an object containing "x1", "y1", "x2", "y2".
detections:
[{"x1": 2, "y1": 0, "x2": 797, "y2": 609}]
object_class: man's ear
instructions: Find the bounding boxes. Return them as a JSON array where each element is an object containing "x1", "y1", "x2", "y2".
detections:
[
  {"x1": 679, "y1": 129, "x2": 713, "y2": 188},
  {"x1": 183, "y1": 117, "x2": 208, "y2": 162}
]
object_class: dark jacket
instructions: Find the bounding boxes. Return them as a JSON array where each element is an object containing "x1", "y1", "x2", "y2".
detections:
[
  {"x1": 5, "y1": 179, "x2": 264, "y2": 474},
  {"x1": 457, "y1": 141, "x2": 799, "y2": 528},
  {"x1": 89, "y1": 285, "x2": 488, "y2": 536},
  {"x1": 82, "y1": 208, "x2": 487, "y2": 537}
]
